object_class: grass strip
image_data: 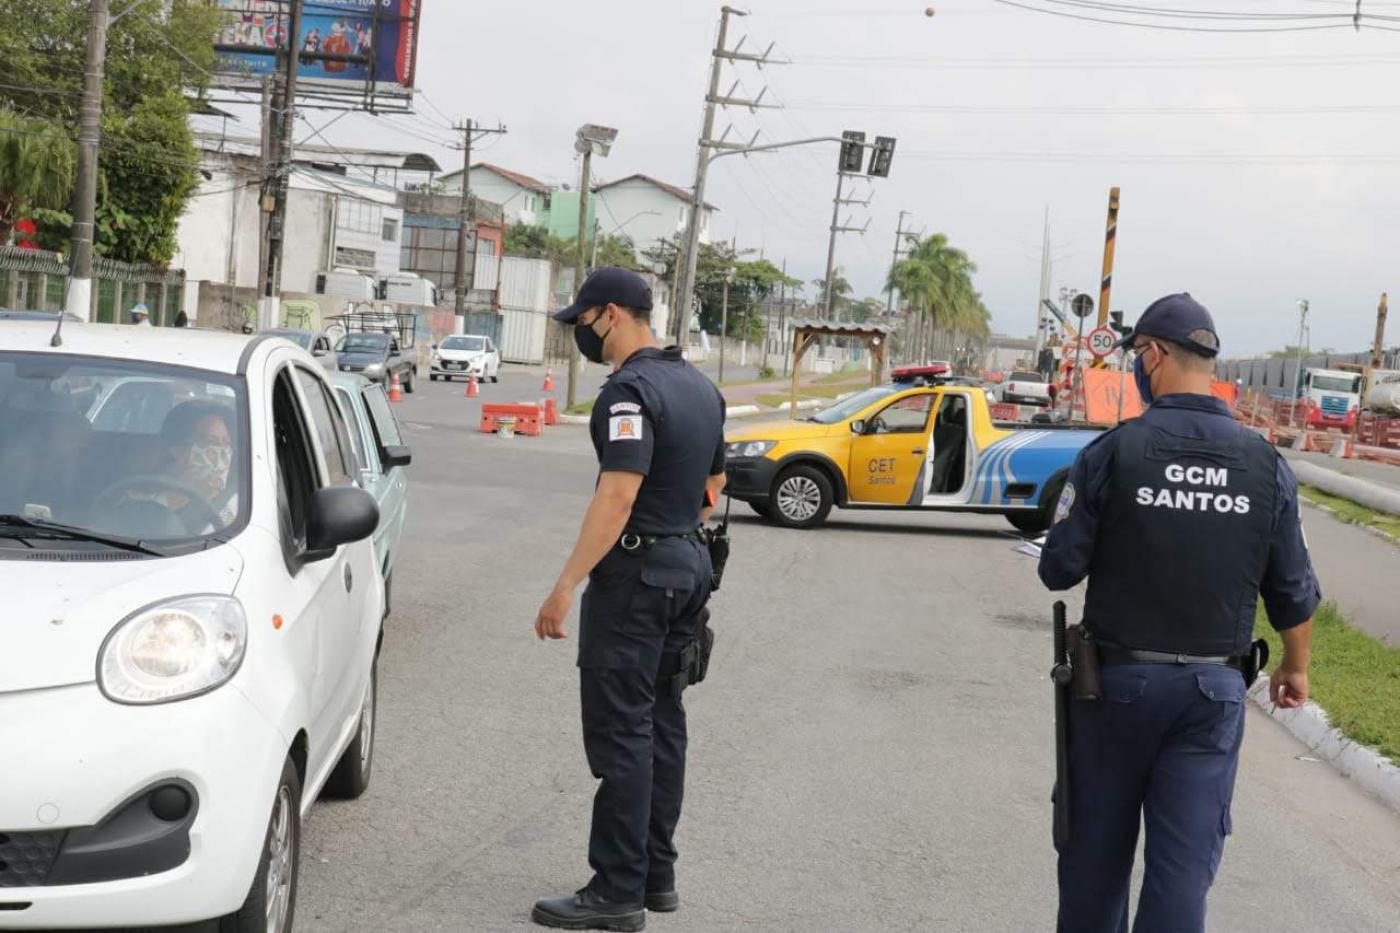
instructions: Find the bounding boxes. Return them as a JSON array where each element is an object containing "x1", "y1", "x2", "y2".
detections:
[
  {"x1": 1254, "y1": 600, "x2": 1400, "y2": 763},
  {"x1": 564, "y1": 399, "x2": 595, "y2": 416},
  {"x1": 1298, "y1": 484, "x2": 1400, "y2": 540},
  {"x1": 754, "y1": 383, "x2": 863, "y2": 409}
]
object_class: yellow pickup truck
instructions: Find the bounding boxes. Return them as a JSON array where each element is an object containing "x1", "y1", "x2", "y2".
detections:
[{"x1": 724, "y1": 366, "x2": 1102, "y2": 531}]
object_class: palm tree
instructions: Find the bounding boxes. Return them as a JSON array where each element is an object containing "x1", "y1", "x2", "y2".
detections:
[
  {"x1": 0, "y1": 110, "x2": 75, "y2": 244},
  {"x1": 887, "y1": 234, "x2": 980, "y2": 363},
  {"x1": 811, "y1": 268, "x2": 853, "y2": 318}
]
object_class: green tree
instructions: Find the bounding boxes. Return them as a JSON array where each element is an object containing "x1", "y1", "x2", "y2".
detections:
[
  {"x1": 502, "y1": 222, "x2": 574, "y2": 263},
  {"x1": 590, "y1": 233, "x2": 644, "y2": 272},
  {"x1": 810, "y1": 268, "x2": 853, "y2": 315},
  {"x1": 888, "y1": 233, "x2": 990, "y2": 364},
  {"x1": 0, "y1": 0, "x2": 223, "y2": 263},
  {"x1": 0, "y1": 109, "x2": 74, "y2": 242}
]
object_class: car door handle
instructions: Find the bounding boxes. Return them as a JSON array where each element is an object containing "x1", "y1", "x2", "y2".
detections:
[
  {"x1": 911, "y1": 448, "x2": 925, "y2": 455},
  {"x1": 343, "y1": 562, "x2": 353, "y2": 593}
]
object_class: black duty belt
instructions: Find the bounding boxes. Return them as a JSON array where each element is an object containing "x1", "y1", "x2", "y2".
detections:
[
  {"x1": 1097, "y1": 643, "x2": 1242, "y2": 668},
  {"x1": 619, "y1": 530, "x2": 701, "y2": 552}
]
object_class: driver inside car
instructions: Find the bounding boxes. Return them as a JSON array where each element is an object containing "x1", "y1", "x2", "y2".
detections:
[{"x1": 102, "y1": 401, "x2": 237, "y2": 537}]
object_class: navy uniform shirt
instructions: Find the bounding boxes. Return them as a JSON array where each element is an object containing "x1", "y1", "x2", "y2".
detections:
[
  {"x1": 590, "y1": 346, "x2": 727, "y2": 536},
  {"x1": 1039, "y1": 393, "x2": 1320, "y2": 632}
]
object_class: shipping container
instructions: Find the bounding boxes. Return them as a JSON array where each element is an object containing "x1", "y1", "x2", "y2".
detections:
[{"x1": 498, "y1": 257, "x2": 553, "y2": 364}]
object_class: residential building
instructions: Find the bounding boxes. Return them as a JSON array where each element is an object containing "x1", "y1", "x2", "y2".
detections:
[
  {"x1": 438, "y1": 163, "x2": 553, "y2": 227},
  {"x1": 593, "y1": 174, "x2": 716, "y2": 257},
  {"x1": 398, "y1": 189, "x2": 505, "y2": 309}
]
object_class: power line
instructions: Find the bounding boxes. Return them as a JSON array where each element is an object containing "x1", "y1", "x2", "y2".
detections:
[
  {"x1": 784, "y1": 52, "x2": 1400, "y2": 69},
  {"x1": 781, "y1": 101, "x2": 1400, "y2": 116},
  {"x1": 988, "y1": 0, "x2": 1354, "y2": 32}
]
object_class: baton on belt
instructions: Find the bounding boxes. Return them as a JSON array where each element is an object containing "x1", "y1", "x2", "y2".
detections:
[{"x1": 1051, "y1": 600, "x2": 1073, "y2": 850}]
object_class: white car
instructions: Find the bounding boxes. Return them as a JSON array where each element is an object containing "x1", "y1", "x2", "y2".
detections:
[
  {"x1": 997, "y1": 370, "x2": 1052, "y2": 407},
  {"x1": 0, "y1": 321, "x2": 385, "y2": 931},
  {"x1": 430, "y1": 334, "x2": 500, "y2": 382}
]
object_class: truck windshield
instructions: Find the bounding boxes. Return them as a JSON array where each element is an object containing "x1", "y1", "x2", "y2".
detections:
[
  {"x1": 339, "y1": 333, "x2": 390, "y2": 352},
  {"x1": 809, "y1": 385, "x2": 901, "y2": 424},
  {"x1": 1311, "y1": 375, "x2": 1359, "y2": 393},
  {"x1": 441, "y1": 336, "x2": 485, "y2": 351},
  {"x1": 0, "y1": 353, "x2": 247, "y2": 551}
]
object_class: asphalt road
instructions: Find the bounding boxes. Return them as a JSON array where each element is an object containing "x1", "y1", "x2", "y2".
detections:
[{"x1": 296, "y1": 369, "x2": 1400, "y2": 932}]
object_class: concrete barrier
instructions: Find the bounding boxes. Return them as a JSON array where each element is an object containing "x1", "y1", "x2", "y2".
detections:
[{"x1": 1288, "y1": 459, "x2": 1400, "y2": 517}]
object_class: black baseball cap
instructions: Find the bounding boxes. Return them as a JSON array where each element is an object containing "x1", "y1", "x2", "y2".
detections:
[
  {"x1": 552, "y1": 266, "x2": 654, "y2": 323},
  {"x1": 1115, "y1": 292, "x2": 1220, "y2": 358}
]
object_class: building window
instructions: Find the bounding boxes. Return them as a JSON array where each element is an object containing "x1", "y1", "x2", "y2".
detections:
[
  {"x1": 338, "y1": 198, "x2": 383, "y2": 235},
  {"x1": 400, "y1": 222, "x2": 461, "y2": 294},
  {"x1": 382, "y1": 217, "x2": 398, "y2": 242}
]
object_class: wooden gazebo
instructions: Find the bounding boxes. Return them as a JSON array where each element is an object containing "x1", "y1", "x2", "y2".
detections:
[{"x1": 788, "y1": 320, "x2": 893, "y2": 416}]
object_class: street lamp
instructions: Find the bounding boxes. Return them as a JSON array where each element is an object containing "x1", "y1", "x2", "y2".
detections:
[{"x1": 567, "y1": 123, "x2": 619, "y2": 408}]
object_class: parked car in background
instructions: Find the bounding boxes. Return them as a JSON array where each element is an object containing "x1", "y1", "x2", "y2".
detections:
[
  {"x1": 0, "y1": 309, "x2": 84, "y2": 322},
  {"x1": 430, "y1": 334, "x2": 500, "y2": 383},
  {"x1": 996, "y1": 370, "x2": 1052, "y2": 407},
  {"x1": 0, "y1": 321, "x2": 384, "y2": 931},
  {"x1": 335, "y1": 331, "x2": 416, "y2": 392},
  {"x1": 330, "y1": 373, "x2": 411, "y2": 613},
  {"x1": 263, "y1": 328, "x2": 337, "y2": 372}
]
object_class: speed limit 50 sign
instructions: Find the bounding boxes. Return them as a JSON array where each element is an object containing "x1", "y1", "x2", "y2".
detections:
[{"x1": 1087, "y1": 326, "x2": 1117, "y2": 360}]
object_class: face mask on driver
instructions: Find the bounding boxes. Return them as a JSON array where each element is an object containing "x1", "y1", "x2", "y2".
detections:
[
  {"x1": 186, "y1": 441, "x2": 232, "y2": 498},
  {"x1": 1133, "y1": 348, "x2": 1156, "y2": 406},
  {"x1": 574, "y1": 310, "x2": 612, "y2": 364}
]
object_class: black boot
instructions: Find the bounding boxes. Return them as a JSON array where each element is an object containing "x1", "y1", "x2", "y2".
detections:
[
  {"x1": 531, "y1": 887, "x2": 646, "y2": 931},
  {"x1": 644, "y1": 889, "x2": 679, "y2": 913}
]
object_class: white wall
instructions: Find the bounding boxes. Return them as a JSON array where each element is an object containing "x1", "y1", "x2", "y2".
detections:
[
  {"x1": 172, "y1": 169, "x2": 261, "y2": 290},
  {"x1": 595, "y1": 179, "x2": 713, "y2": 255},
  {"x1": 442, "y1": 169, "x2": 539, "y2": 225}
]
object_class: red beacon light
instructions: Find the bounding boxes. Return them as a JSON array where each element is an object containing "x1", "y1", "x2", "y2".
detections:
[{"x1": 890, "y1": 363, "x2": 952, "y2": 385}]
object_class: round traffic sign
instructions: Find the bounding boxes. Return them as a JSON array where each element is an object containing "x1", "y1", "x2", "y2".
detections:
[
  {"x1": 1071, "y1": 293, "x2": 1095, "y2": 318},
  {"x1": 1087, "y1": 325, "x2": 1117, "y2": 359}
]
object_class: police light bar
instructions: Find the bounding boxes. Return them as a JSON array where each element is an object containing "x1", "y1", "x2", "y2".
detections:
[{"x1": 890, "y1": 363, "x2": 951, "y2": 384}]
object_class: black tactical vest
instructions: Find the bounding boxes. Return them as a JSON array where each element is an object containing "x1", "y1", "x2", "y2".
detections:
[{"x1": 1082, "y1": 418, "x2": 1279, "y2": 656}]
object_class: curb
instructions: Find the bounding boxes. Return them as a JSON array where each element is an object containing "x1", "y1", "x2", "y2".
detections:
[
  {"x1": 1288, "y1": 459, "x2": 1400, "y2": 518},
  {"x1": 1298, "y1": 496, "x2": 1400, "y2": 548},
  {"x1": 558, "y1": 414, "x2": 589, "y2": 425},
  {"x1": 1247, "y1": 679, "x2": 1400, "y2": 814},
  {"x1": 774, "y1": 399, "x2": 823, "y2": 412},
  {"x1": 727, "y1": 404, "x2": 761, "y2": 418}
]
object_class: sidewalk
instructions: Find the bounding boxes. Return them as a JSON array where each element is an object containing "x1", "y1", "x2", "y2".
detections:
[
  {"x1": 1282, "y1": 447, "x2": 1400, "y2": 492},
  {"x1": 720, "y1": 372, "x2": 867, "y2": 409},
  {"x1": 1298, "y1": 505, "x2": 1400, "y2": 646}
]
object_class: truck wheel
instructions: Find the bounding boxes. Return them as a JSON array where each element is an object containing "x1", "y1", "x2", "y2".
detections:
[
  {"x1": 1008, "y1": 472, "x2": 1066, "y2": 535},
  {"x1": 770, "y1": 465, "x2": 833, "y2": 529},
  {"x1": 220, "y1": 755, "x2": 300, "y2": 933}
]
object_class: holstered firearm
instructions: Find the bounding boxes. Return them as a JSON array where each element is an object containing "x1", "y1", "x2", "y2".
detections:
[
  {"x1": 1242, "y1": 638, "x2": 1269, "y2": 686},
  {"x1": 659, "y1": 609, "x2": 715, "y2": 700},
  {"x1": 702, "y1": 496, "x2": 731, "y2": 592},
  {"x1": 1051, "y1": 601, "x2": 1073, "y2": 849}
]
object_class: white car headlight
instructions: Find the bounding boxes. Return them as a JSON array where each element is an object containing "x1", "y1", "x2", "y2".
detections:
[
  {"x1": 726, "y1": 440, "x2": 776, "y2": 458},
  {"x1": 98, "y1": 596, "x2": 247, "y2": 705}
]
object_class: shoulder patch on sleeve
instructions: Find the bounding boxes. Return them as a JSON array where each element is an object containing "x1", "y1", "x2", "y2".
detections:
[
  {"x1": 609, "y1": 401, "x2": 642, "y2": 415},
  {"x1": 609, "y1": 414, "x2": 644, "y2": 442},
  {"x1": 1053, "y1": 482, "x2": 1076, "y2": 523}
]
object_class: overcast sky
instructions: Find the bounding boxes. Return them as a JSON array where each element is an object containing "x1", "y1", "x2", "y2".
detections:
[{"x1": 205, "y1": 1, "x2": 1400, "y2": 357}]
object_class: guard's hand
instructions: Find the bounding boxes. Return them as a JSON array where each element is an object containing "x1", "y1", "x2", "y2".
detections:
[
  {"x1": 1269, "y1": 666, "x2": 1309, "y2": 709},
  {"x1": 534, "y1": 586, "x2": 573, "y2": 641}
]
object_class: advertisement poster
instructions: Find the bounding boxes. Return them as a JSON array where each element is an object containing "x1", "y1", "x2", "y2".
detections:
[{"x1": 214, "y1": 0, "x2": 420, "y2": 93}]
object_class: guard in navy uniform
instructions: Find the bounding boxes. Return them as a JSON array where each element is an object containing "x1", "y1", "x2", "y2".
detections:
[
  {"x1": 1039, "y1": 294, "x2": 1320, "y2": 933},
  {"x1": 532, "y1": 268, "x2": 726, "y2": 931}
]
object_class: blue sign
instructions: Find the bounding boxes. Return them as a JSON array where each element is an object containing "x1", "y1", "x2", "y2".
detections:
[{"x1": 214, "y1": 0, "x2": 420, "y2": 92}]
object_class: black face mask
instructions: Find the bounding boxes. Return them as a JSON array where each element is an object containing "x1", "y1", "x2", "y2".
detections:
[{"x1": 574, "y1": 312, "x2": 612, "y2": 364}]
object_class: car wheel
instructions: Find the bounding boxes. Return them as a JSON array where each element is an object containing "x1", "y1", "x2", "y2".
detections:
[
  {"x1": 748, "y1": 501, "x2": 773, "y2": 520},
  {"x1": 404, "y1": 369, "x2": 416, "y2": 394},
  {"x1": 769, "y1": 465, "x2": 833, "y2": 529},
  {"x1": 322, "y1": 652, "x2": 377, "y2": 800},
  {"x1": 430, "y1": 373, "x2": 438, "y2": 382},
  {"x1": 1008, "y1": 472, "x2": 1066, "y2": 535},
  {"x1": 220, "y1": 756, "x2": 300, "y2": 933}
]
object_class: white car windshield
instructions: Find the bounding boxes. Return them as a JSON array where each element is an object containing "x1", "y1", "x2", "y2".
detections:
[
  {"x1": 0, "y1": 353, "x2": 247, "y2": 551},
  {"x1": 441, "y1": 336, "x2": 485, "y2": 351}
]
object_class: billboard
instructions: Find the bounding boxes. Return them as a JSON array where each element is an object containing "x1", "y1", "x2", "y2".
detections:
[{"x1": 213, "y1": 1, "x2": 420, "y2": 99}]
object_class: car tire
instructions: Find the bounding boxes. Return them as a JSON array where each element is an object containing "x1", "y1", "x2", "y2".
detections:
[
  {"x1": 769, "y1": 464, "x2": 834, "y2": 529},
  {"x1": 430, "y1": 373, "x2": 438, "y2": 382},
  {"x1": 491, "y1": 369, "x2": 499, "y2": 383},
  {"x1": 748, "y1": 501, "x2": 773, "y2": 520},
  {"x1": 322, "y1": 652, "x2": 377, "y2": 800},
  {"x1": 404, "y1": 369, "x2": 416, "y2": 394},
  {"x1": 1008, "y1": 472, "x2": 1066, "y2": 535},
  {"x1": 220, "y1": 755, "x2": 300, "y2": 933}
]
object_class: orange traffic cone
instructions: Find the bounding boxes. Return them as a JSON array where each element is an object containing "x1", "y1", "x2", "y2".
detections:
[
  {"x1": 543, "y1": 369, "x2": 555, "y2": 392},
  {"x1": 543, "y1": 397, "x2": 560, "y2": 426},
  {"x1": 466, "y1": 373, "x2": 479, "y2": 398},
  {"x1": 388, "y1": 372, "x2": 404, "y2": 402}
]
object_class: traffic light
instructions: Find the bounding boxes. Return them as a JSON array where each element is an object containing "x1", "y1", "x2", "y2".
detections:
[
  {"x1": 1109, "y1": 310, "x2": 1128, "y2": 335},
  {"x1": 868, "y1": 136, "x2": 896, "y2": 178},
  {"x1": 839, "y1": 130, "x2": 866, "y2": 173}
]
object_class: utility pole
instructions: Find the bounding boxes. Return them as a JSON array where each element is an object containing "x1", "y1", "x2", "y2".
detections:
[
  {"x1": 256, "y1": 76, "x2": 275, "y2": 317},
  {"x1": 569, "y1": 146, "x2": 594, "y2": 408},
  {"x1": 259, "y1": 0, "x2": 305, "y2": 331},
  {"x1": 886, "y1": 209, "x2": 913, "y2": 316},
  {"x1": 64, "y1": 0, "x2": 111, "y2": 322},
  {"x1": 1290, "y1": 299, "x2": 1309, "y2": 428},
  {"x1": 1096, "y1": 187, "x2": 1120, "y2": 330},
  {"x1": 1034, "y1": 207, "x2": 1051, "y2": 360},
  {"x1": 822, "y1": 172, "x2": 871, "y2": 319},
  {"x1": 452, "y1": 119, "x2": 508, "y2": 316},
  {"x1": 719, "y1": 267, "x2": 733, "y2": 384},
  {"x1": 1371, "y1": 292, "x2": 1388, "y2": 373}
]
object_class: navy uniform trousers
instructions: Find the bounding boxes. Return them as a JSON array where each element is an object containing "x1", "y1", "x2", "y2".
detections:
[
  {"x1": 1057, "y1": 663, "x2": 1248, "y2": 933},
  {"x1": 577, "y1": 535, "x2": 712, "y2": 905}
]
